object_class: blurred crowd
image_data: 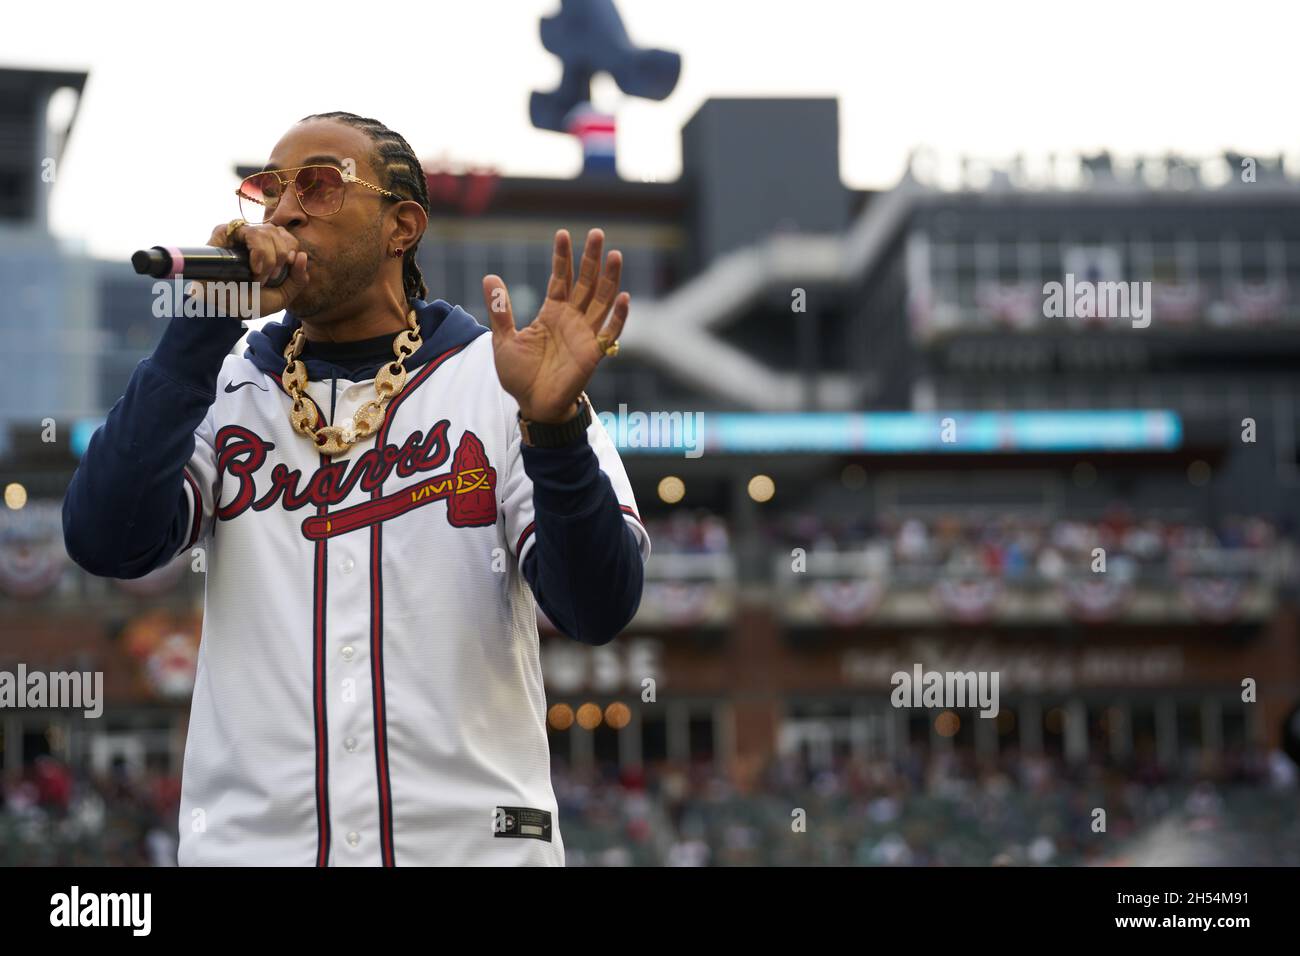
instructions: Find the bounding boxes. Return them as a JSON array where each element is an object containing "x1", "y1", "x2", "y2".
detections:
[
  {"x1": 0, "y1": 757, "x2": 179, "y2": 866},
  {"x1": 556, "y1": 748, "x2": 1300, "y2": 867},
  {"x1": 643, "y1": 509, "x2": 1289, "y2": 579},
  {"x1": 644, "y1": 511, "x2": 732, "y2": 556},
  {"x1": 3, "y1": 747, "x2": 1297, "y2": 866},
  {"x1": 955, "y1": 278, "x2": 1294, "y2": 334},
  {"x1": 770, "y1": 512, "x2": 1286, "y2": 581}
]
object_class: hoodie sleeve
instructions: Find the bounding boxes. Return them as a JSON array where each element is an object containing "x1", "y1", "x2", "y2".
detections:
[
  {"x1": 498, "y1": 395, "x2": 650, "y2": 646},
  {"x1": 62, "y1": 313, "x2": 245, "y2": 578}
]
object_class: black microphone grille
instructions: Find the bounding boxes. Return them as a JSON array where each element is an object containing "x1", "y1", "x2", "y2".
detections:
[{"x1": 129, "y1": 247, "x2": 167, "y2": 277}]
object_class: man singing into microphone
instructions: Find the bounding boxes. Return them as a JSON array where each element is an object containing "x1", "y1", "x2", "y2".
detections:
[{"x1": 62, "y1": 112, "x2": 650, "y2": 866}]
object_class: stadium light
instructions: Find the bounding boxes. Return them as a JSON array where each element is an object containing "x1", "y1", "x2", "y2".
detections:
[
  {"x1": 657, "y1": 476, "x2": 685, "y2": 504},
  {"x1": 4, "y1": 482, "x2": 28, "y2": 510},
  {"x1": 748, "y1": 475, "x2": 775, "y2": 503}
]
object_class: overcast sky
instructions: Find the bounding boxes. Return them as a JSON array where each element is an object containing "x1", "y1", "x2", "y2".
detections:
[{"x1": 3, "y1": 0, "x2": 1297, "y2": 259}]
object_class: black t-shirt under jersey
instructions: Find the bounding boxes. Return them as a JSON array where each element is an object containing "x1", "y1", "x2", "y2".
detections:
[{"x1": 299, "y1": 331, "x2": 401, "y2": 378}]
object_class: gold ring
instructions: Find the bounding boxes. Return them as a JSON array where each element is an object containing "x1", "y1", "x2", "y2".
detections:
[
  {"x1": 226, "y1": 218, "x2": 248, "y2": 240},
  {"x1": 597, "y1": 335, "x2": 620, "y2": 358}
]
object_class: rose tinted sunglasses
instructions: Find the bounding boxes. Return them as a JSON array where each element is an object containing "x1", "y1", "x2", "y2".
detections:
[{"x1": 236, "y1": 164, "x2": 403, "y2": 223}]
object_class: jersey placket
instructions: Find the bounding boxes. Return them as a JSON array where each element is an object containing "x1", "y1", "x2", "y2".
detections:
[{"x1": 310, "y1": 378, "x2": 383, "y2": 866}]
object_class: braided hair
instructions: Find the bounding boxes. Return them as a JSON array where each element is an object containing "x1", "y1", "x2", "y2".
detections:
[{"x1": 300, "y1": 111, "x2": 431, "y2": 301}]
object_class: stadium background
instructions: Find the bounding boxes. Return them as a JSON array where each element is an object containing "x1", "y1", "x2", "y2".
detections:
[{"x1": 2, "y1": 14, "x2": 1300, "y2": 865}]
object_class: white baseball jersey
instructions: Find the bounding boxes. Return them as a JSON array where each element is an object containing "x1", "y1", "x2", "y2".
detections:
[{"x1": 172, "y1": 302, "x2": 649, "y2": 866}]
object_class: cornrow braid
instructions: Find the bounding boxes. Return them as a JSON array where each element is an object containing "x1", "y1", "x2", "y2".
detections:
[{"x1": 301, "y1": 111, "x2": 431, "y2": 301}]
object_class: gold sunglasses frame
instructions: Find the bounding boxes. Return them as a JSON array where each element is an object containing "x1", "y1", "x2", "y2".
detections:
[{"x1": 235, "y1": 164, "x2": 404, "y2": 220}]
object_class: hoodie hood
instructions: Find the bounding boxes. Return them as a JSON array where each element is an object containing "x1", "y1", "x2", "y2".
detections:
[{"x1": 243, "y1": 297, "x2": 489, "y2": 382}]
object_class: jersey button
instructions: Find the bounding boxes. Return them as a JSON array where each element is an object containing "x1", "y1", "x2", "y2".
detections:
[
  {"x1": 339, "y1": 557, "x2": 355, "y2": 573},
  {"x1": 344, "y1": 737, "x2": 358, "y2": 752},
  {"x1": 341, "y1": 645, "x2": 355, "y2": 661},
  {"x1": 346, "y1": 831, "x2": 360, "y2": 848}
]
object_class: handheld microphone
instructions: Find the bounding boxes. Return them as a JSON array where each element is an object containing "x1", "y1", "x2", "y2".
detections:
[{"x1": 131, "y1": 245, "x2": 291, "y2": 288}]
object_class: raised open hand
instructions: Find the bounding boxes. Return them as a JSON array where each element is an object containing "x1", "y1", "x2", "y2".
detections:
[{"x1": 482, "y1": 228, "x2": 630, "y2": 423}]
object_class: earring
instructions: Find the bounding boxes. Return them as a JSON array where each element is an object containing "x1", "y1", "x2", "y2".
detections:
[{"x1": 392, "y1": 247, "x2": 403, "y2": 258}]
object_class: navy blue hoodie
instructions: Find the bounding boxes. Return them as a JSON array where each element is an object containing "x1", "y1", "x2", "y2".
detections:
[{"x1": 62, "y1": 298, "x2": 644, "y2": 645}]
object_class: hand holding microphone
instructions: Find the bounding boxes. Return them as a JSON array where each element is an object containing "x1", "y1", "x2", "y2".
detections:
[{"x1": 132, "y1": 222, "x2": 310, "y2": 319}]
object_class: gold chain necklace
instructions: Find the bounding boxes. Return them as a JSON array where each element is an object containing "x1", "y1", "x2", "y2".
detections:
[{"x1": 281, "y1": 308, "x2": 423, "y2": 456}]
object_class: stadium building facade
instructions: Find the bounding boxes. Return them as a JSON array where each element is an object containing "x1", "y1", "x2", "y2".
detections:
[{"x1": 3, "y1": 76, "x2": 1297, "y2": 804}]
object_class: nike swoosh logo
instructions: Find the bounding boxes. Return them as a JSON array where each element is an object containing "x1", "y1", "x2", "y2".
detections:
[{"x1": 225, "y1": 380, "x2": 269, "y2": 393}]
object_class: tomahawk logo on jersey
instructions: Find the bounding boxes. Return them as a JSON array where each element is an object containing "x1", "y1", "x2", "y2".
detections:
[{"x1": 76, "y1": 298, "x2": 649, "y2": 866}]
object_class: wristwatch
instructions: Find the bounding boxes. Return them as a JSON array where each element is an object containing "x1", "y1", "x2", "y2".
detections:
[{"x1": 518, "y1": 392, "x2": 592, "y2": 448}]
